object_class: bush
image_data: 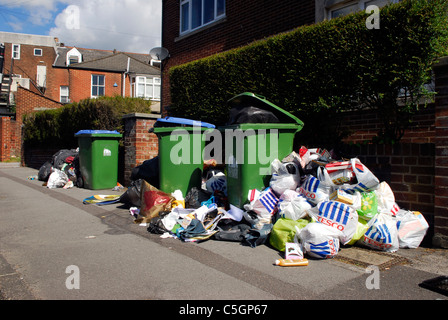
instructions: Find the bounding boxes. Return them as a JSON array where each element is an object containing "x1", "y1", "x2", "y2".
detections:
[
  {"x1": 168, "y1": 0, "x2": 448, "y2": 146},
  {"x1": 22, "y1": 96, "x2": 154, "y2": 148}
]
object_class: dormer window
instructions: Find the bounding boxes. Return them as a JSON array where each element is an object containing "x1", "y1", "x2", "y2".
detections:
[
  {"x1": 66, "y1": 47, "x2": 82, "y2": 65},
  {"x1": 69, "y1": 55, "x2": 79, "y2": 65}
]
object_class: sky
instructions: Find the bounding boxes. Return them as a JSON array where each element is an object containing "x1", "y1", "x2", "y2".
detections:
[{"x1": 0, "y1": 0, "x2": 162, "y2": 54}]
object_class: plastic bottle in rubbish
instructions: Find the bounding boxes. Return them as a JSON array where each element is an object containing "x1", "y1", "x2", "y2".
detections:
[{"x1": 275, "y1": 258, "x2": 309, "y2": 267}]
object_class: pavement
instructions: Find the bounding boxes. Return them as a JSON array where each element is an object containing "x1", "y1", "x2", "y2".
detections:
[{"x1": 0, "y1": 165, "x2": 447, "y2": 305}]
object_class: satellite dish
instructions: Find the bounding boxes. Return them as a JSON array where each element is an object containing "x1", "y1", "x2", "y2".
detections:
[{"x1": 149, "y1": 47, "x2": 170, "y2": 61}]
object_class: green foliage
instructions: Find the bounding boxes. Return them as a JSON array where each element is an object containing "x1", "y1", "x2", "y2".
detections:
[
  {"x1": 168, "y1": 0, "x2": 448, "y2": 147},
  {"x1": 22, "y1": 95, "x2": 153, "y2": 148}
]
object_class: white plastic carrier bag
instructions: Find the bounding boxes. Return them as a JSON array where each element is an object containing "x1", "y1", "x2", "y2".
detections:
[
  {"x1": 277, "y1": 189, "x2": 311, "y2": 221},
  {"x1": 340, "y1": 158, "x2": 380, "y2": 194},
  {"x1": 358, "y1": 213, "x2": 399, "y2": 252},
  {"x1": 269, "y1": 159, "x2": 301, "y2": 197},
  {"x1": 47, "y1": 169, "x2": 69, "y2": 189},
  {"x1": 308, "y1": 200, "x2": 359, "y2": 245},
  {"x1": 298, "y1": 222, "x2": 342, "y2": 259},
  {"x1": 396, "y1": 210, "x2": 429, "y2": 249},
  {"x1": 245, "y1": 187, "x2": 279, "y2": 225},
  {"x1": 375, "y1": 182, "x2": 400, "y2": 216},
  {"x1": 298, "y1": 175, "x2": 332, "y2": 206}
]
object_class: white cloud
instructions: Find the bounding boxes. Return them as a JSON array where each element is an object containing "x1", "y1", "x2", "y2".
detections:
[{"x1": 49, "y1": 0, "x2": 162, "y2": 54}]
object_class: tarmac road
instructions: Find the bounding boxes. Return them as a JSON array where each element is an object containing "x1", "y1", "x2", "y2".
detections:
[{"x1": 0, "y1": 166, "x2": 447, "y2": 305}]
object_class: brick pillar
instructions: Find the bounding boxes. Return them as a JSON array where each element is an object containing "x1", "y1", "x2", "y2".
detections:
[
  {"x1": 433, "y1": 56, "x2": 448, "y2": 248},
  {"x1": 122, "y1": 113, "x2": 161, "y2": 186},
  {"x1": 0, "y1": 117, "x2": 10, "y2": 161}
]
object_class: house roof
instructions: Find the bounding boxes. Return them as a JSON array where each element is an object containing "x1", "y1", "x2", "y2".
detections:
[{"x1": 54, "y1": 47, "x2": 160, "y2": 75}]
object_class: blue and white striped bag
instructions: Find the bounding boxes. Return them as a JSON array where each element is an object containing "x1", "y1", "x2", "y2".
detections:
[
  {"x1": 246, "y1": 187, "x2": 279, "y2": 224},
  {"x1": 298, "y1": 222, "x2": 342, "y2": 259},
  {"x1": 309, "y1": 200, "x2": 359, "y2": 245},
  {"x1": 341, "y1": 158, "x2": 379, "y2": 194},
  {"x1": 298, "y1": 175, "x2": 332, "y2": 205},
  {"x1": 358, "y1": 213, "x2": 399, "y2": 252}
]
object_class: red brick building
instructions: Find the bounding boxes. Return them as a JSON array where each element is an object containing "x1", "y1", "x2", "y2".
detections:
[{"x1": 0, "y1": 31, "x2": 161, "y2": 162}]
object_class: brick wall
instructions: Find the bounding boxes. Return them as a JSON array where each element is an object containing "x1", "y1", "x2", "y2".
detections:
[
  {"x1": 0, "y1": 117, "x2": 20, "y2": 161},
  {"x1": 335, "y1": 57, "x2": 448, "y2": 247},
  {"x1": 68, "y1": 69, "x2": 129, "y2": 102},
  {"x1": 340, "y1": 104, "x2": 436, "y2": 145},
  {"x1": 161, "y1": 0, "x2": 316, "y2": 110},
  {"x1": 122, "y1": 113, "x2": 160, "y2": 186},
  {"x1": 15, "y1": 86, "x2": 63, "y2": 125},
  {"x1": 340, "y1": 142, "x2": 435, "y2": 247},
  {"x1": 2, "y1": 43, "x2": 56, "y2": 83},
  {"x1": 434, "y1": 57, "x2": 448, "y2": 246},
  {"x1": 46, "y1": 67, "x2": 69, "y2": 102},
  {"x1": 2, "y1": 42, "x2": 60, "y2": 101}
]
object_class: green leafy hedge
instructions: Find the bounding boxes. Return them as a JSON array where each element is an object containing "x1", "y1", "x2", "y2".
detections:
[
  {"x1": 22, "y1": 96, "x2": 153, "y2": 148},
  {"x1": 168, "y1": 0, "x2": 448, "y2": 146}
]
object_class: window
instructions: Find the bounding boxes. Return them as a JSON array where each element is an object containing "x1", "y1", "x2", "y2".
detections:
[
  {"x1": 68, "y1": 56, "x2": 79, "y2": 65},
  {"x1": 132, "y1": 76, "x2": 161, "y2": 100},
  {"x1": 34, "y1": 48, "x2": 43, "y2": 56},
  {"x1": 327, "y1": 0, "x2": 400, "y2": 20},
  {"x1": 66, "y1": 47, "x2": 82, "y2": 65},
  {"x1": 60, "y1": 86, "x2": 69, "y2": 103},
  {"x1": 91, "y1": 75, "x2": 105, "y2": 97},
  {"x1": 180, "y1": 0, "x2": 225, "y2": 35},
  {"x1": 12, "y1": 44, "x2": 20, "y2": 59}
]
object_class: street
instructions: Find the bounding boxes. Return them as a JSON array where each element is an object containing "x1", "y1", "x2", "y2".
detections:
[{"x1": 0, "y1": 166, "x2": 447, "y2": 306}]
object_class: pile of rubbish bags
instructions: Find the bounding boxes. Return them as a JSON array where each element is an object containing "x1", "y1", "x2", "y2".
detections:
[
  {"x1": 37, "y1": 148, "x2": 81, "y2": 189},
  {"x1": 126, "y1": 146, "x2": 429, "y2": 260}
]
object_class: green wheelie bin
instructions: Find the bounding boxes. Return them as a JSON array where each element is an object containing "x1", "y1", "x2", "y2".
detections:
[
  {"x1": 151, "y1": 117, "x2": 215, "y2": 197},
  {"x1": 75, "y1": 130, "x2": 122, "y2": 190},
  {"x1": 222, "y1": 92, "x2": 304, "y2": 208}
]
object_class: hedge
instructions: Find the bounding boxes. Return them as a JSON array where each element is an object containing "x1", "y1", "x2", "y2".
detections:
[
  {"x1": 22, "y1": 96, "x2": 154, "y2": 148},
  {"x1": 168, "y1": 0, "x2": 448, "y2": 147}
]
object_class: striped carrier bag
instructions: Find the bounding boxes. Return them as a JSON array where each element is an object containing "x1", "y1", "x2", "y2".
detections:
[
  {"x1": 308, "y1": 200, "x2": 359, "y2": 245},
  {"x1": 298, "y1": 223, "x2": 342, "y2": 259},
  {"x1": 246, "y1": 187, "x2": 279, "y2": 225},
  {"x1": 341, "y1": 158, "x2": 380, "y2": 194},
  {"x1": 358, "y1": 213, "x2": 399, "y2": 252}
]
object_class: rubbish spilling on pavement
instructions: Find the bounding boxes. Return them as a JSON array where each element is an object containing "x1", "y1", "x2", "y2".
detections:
[
  {"x1": 31, "y1": 93, "x2": 430, "y2": 266},
  {"x1": 118, "y1": 146, "x2": 429, "y2": 265}
]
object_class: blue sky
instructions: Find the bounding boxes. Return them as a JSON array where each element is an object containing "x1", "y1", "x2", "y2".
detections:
[{"x1": 0, "y1": 0, "x2": 162, "y2": 54}]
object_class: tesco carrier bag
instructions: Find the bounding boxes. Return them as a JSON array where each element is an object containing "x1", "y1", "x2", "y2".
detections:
[
  {"x1": 298, "y1": 175, "x2": 332, "y2": 205},
  {"x1": 245, "y1": 187, "x2": 279, "y2": 225},
  {"x1": 308, "y1": 200, "x2": 359, "y2": 245},
  {"x1": 298, "y1": 222, "x2": 342, "y2": 259},
  {"x1": 342, "y1": 158, "x2": 380, "y2": 194},
  {"x1": 358, "y1": 213, "x2": 399, "y2": 252}
]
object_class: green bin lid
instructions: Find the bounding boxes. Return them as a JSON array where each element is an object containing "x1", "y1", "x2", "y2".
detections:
[{"x1": 227, "y1": 92, "x2": 304, "y2": 127}]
